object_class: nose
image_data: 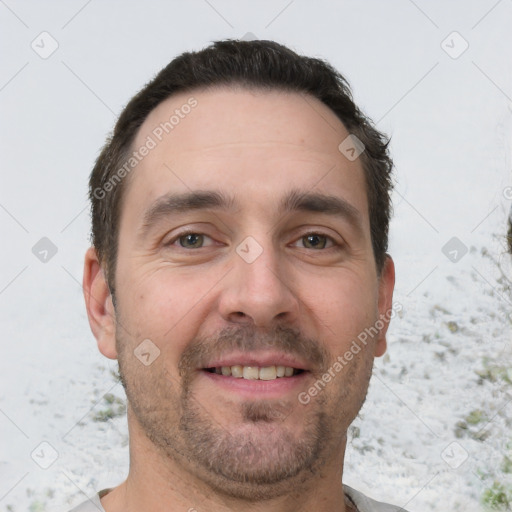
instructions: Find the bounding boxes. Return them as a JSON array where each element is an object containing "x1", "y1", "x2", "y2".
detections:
[{"x1": 218, "y1": 241, "x2": 300, "y2": 328}]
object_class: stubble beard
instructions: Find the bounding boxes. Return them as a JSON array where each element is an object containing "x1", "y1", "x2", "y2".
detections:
[{"x1": 116, "y1": 324, "x2": 374, "y2": 500}]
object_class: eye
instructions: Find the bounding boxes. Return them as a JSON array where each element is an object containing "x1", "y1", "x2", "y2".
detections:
[
  {"x1": 165, "y1": 231, "x2": 340, "y2": 251},
  {"x1": 168, "y1": 232, "x2": 215, "y2": 249},
  {"x1": 294, "y1": 233, "x2": 338, "y2": 250}
]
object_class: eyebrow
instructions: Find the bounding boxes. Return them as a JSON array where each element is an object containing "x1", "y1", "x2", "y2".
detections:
[{"x1": 139, "y1": 188, "x2": 364, "y2": 237}]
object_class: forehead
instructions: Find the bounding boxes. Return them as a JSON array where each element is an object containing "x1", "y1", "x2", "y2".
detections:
[
  {"x1": 135, "y1": 86, "x2": 351, "y2": 160},
  {"x1": 125, "y1": 87, "x2": 368, "y2": 224}
]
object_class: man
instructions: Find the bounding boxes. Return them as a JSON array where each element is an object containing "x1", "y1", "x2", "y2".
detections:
[{"x1": 74, "y1": 39, "x2": 402, "y2": 511}]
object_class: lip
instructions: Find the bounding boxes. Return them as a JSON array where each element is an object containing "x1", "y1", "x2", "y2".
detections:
[
  {"x1": 201, "y1": 351, "x2": 310, "y2": 371},
  {"x1": 200, "y1": 369, "x2": 309, "y2": 398}
]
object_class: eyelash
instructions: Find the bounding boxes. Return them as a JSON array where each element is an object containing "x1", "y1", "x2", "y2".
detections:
[{"x1": 166, "y1": 230, "x2": 341, "y2": 251}]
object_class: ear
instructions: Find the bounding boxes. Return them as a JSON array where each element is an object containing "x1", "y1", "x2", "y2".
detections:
[
  {"x1": 83, "y1": 247, "x2": 117, "y2": 359},
  {"x1": 374, "y1": 254, "x2": 396, "y2": 357}
]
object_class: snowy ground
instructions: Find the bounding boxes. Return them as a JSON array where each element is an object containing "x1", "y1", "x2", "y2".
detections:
[{"x1": 1, "y1": 1, "x2": 511, "y2": 511}]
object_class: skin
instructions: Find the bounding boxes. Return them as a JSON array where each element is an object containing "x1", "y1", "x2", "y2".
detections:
[{"x1": 83, "y1": 87, "x2": 395, "y2": 512}]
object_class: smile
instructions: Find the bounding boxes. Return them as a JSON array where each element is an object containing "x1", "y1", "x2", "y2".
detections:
[{"x1": 204, "y1": 365, "x2": 305, "y2": 380}]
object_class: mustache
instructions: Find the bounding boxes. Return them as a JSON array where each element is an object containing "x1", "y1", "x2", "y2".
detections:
[{"x1": 178, "y1": 324, "x2": 329, "y2": 376}]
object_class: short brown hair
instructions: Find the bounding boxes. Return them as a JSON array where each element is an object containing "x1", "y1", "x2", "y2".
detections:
[{"x1": 89, "y1": 39, "x2": 394, "y2": 296}]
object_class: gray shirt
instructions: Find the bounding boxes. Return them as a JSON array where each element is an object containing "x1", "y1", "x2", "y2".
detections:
[{"x1": 68, "y1": 486, "x2": 408, "y2": 511}]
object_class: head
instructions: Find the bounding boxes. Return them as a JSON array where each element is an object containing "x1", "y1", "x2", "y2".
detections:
[{"x1": 84, "y1": 39, "x2": 396, "y2": 499}]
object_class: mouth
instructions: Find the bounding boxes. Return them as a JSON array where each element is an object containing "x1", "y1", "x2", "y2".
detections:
[
  {"x1": 204, "y1": 365, "x2": 306, "y2": 380},
  {"x1": 197, "y1": 353, "x2": 311, "y2": 398}
]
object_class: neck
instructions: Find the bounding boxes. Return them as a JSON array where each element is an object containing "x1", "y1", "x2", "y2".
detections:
[{"x1": 101, "y1": 407, "x2": 350, "y2": 512}]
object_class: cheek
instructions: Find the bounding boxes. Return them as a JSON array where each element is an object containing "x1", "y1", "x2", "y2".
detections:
[
  {"x1": 303, "y1": 271, "x2": 378, "y2": 339},
  {"x1": 118, "y1": 269, "x2": 212, "y2": 359}
]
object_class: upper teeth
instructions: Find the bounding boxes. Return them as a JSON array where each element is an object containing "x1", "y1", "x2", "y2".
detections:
[{"x1": 214, "y1": 365, "x2": 296, "y2": 380}]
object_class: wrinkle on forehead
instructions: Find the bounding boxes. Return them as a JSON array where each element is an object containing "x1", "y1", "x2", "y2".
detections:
[{"x1": 172, "y1": 144, "x2": 342, "y2": 170}]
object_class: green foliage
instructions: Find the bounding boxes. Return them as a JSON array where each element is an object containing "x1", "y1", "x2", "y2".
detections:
[
  {"x1": 466, "y1": 409, "x2": 487, "y2": 426},
  {"x1": 92, "y1": 393, "x2": 126, "y2": 422},
  {"x1": 476, "y1": 358, "x2": 512, "y2": 385},
  {"x1": 481, "y1": 482, "x2": 512, "y2": 510},
  {"x1": 454, "y1": 409, "x2": 490, "y2": 441},
  {"x1": 502, "y1": 456, "x2": 512, "y2": 475},
  {"x1": 446, "y1": 320, "x2": 459, "y2": 333}
]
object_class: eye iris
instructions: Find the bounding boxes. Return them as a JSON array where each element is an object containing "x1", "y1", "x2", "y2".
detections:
[
  {"x1": 177, "y1": 234, "x2": 329, "y2": 249},
  {"x1": 304, "y1": 234, "x2": 326, "y2": 249},
  {"x1": 180, "y1": 233, "x2": 203, "y2": 248}
]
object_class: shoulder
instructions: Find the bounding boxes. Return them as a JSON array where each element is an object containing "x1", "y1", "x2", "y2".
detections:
[
  {"x1": 66, "y1": 488, "x2": 111, "y2": 512},
  {"x1": 344, "y1": 484, "x2": 410, "y2": 512}
]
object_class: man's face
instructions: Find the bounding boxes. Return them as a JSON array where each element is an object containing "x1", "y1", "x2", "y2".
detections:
[{"x1": 108, "y1": 87, "x2": 393, "y2": 497}]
